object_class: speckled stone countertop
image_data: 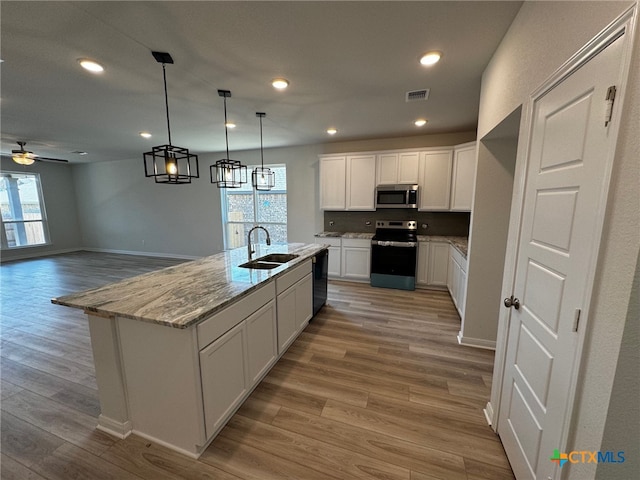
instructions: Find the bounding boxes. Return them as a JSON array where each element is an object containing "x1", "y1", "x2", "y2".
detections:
[
  {"x1": 315, "y1": 232, "x2": 467, "y2": 257},
  {"x1": 418, "y1": 235, "x2": 468, "y2": 257},
  {"x1": 52, "y1": 243, "x2": 328, "y2": 329},
  {"x1": 315, "y1": 232, "x2": 374, "y2": 239}
]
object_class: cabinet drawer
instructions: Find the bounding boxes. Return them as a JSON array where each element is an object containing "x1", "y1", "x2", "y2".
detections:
[
  {"x1": 197, "y1": 282, "x2": 275, "y2": 350},
  {"x1": 276, "y1": 260, "x2": 312, "y2": 294},
  {"x1": 341, "y1": 238, "x2": 371, "y2": 248}
]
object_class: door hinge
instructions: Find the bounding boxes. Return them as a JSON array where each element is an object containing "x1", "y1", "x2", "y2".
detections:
[
  {"x1": 605, "y1": 86, "x2": 616, "y2": 127},
  {"x1": 573, "y1": 308, "x2": 581, "y2": 332}
]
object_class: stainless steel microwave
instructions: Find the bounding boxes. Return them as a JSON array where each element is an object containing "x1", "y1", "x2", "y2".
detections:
[{"x1": 375, "y1": 184, "x2": 419, "y2": 209}]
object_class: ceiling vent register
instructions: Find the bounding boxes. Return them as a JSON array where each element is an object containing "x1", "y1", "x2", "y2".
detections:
[{"x1": 405, "y1": 89, "x2": 430, "y2": 102}]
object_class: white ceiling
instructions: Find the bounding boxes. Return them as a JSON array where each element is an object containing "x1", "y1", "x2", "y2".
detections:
[{"x1": 1, "y1": 1, "x2": 522, "y2": 164}]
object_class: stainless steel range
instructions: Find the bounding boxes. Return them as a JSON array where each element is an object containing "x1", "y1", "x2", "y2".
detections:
[{"x1": 370, "y1": 220, "x2": 418, "y2": 291}]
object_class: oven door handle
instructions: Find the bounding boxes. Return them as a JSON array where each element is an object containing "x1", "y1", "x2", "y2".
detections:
[{"x1": 371, "y1": 240, "x2": 417, "y2": 248}]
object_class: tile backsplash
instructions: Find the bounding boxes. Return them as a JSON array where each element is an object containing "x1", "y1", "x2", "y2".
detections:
[{"x1": 323, "y1": 210, "x2": 470, "y2": 236}]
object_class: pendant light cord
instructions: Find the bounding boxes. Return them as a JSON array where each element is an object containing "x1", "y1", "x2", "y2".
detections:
[
  {"x1": 162, "y1": 63, "x2": 172, "y2": 146},
  {"x1": 259, "y1": 115, "x2": 264, "y2": 169},
  {"x1": 223, "y1": 96, "x2": 230, "y2": 160}
]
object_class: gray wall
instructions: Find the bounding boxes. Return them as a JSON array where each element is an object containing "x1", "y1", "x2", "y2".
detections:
[
  {"x1": 1, "y1": 156, "x2": 82, "y2": 262},
  {"x1": 476, "y1": 2, "x2": 639, "y2": 478},
  {"x1": 70, "y1": 130, "x2": 476, "y2": 258}
]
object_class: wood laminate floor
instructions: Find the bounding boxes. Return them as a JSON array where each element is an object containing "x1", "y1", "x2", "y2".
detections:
[{"x1": 0, "y1": 251, "x2": 514, "y2": 479}]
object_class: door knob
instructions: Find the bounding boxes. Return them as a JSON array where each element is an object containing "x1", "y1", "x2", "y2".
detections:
[{"x1": 504, "y1": 296, "x2": 521, "y2": 310}]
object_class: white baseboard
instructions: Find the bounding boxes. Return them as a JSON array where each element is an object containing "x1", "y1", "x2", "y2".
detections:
[
  {"x1": 96, "y1": 414, "x2": 132, "y2": 439},
  {"x1": 131, "y1": 430, "x2": 202, "y2": 459},
  {"x1": 83, "y1": 247, "x2": 200, "y2": 261},
  {"x1": 0, "y1": 247, "x2": 83, "y2": 263},
  {"x1": 457, "y1": 331, "x2": 496, "y2": 350},
  {"x1": 484, "y1": 401, "x2": 495, "y2": 427}
]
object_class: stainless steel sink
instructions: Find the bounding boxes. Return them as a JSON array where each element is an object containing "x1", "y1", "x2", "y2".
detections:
[
  {"x1": 238, "y1": 253, "x2": 299, "y2": 270},
  {"x1": 256, "y1": 253, "x2": 299, "y2": 263},
  {"x1": 238, "y1": 260, "x2": 282, "y2": 270}
]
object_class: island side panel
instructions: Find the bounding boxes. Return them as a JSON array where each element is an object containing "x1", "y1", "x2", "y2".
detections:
[
  {"x1": 117, "y1": 317, "x2": 207, "y2": 457},
  {"x1": 87, "y1": 314, "x2": 132, "y2": 438}
]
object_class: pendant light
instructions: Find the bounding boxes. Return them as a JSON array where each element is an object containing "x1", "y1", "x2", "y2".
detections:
[
  {"x1": 143, "y1": 51, "x2": 199, "y2": 184},
  {"x1": 211, "y1": 90, "x2": 247, "y2": 188},
  {"x1": 251, "y1": 112, "x2": 275, "y2": 191}
]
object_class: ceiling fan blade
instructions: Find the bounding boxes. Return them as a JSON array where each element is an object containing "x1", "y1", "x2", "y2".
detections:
[{"x1": 34, "y1": 156, "x2": 69, "y2": 163}]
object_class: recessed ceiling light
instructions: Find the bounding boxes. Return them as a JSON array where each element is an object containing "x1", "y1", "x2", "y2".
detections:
[
  {"x1": 327, "y1": 128, "x2": 337, "y2": 135},
  {"x1": 419, "y1": 51, "x2": 442, "y2": 66},
  {"x1": 72, "y1": 150, "x2": 88, "y2": 155},
  {"x1": 415, "y1": 119, "x2": 428, "y2": 127},
  {"x1": 139, "y1": 131, "x2": 152, "y2": 138},
  {"x1": 225, "y1": 122, "x2": 236, "y2": 129},
  {"x1": 272, "y1": 78, "x2": 289, "y2": 90},
  {"x1": 78, "y1": 58, "x2": 104, "y2": 73}
]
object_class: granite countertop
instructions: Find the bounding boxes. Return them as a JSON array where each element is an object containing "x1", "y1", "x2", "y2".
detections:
[
  {"x1": 315, "y1": 231, "x2": 374, "y2": 239},
  {"x1": 315, "y1": 231, "x2": 467, "y2": 257},
  {"x1": 52, "y1": 243, "x2": 328, "y2": 329},
  {"x1": 417, "y1": 235, "x2": 468, "y2": 257}
]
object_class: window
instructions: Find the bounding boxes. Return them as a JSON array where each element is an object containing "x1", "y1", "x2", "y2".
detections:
[
  {"x1": 221, "y1": 165, "x2": 287, "y2": 249},
  {"x1": 0, "y1": 172, "x2": 50, "y2": 249}
]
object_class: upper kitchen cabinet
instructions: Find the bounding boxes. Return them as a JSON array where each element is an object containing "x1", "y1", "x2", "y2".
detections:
[
  {"x1": 346, "y1": 154, "x2": 376, "y2": 210},
  {"x1": 418, "y1": 149, "x2": 453, "y2": 211},
  {"x1": 319, "y1": 155, "x2": 346, "y2": 210},
  {"x1": 376, "y1": 151, "x2": 420, "y2": 185},
  {"x1": 319, "y1": 154, "x2": 376, "y2": 211},
  {"x1": 450, "y1": 142, "x2": 477, "y2": 211}
]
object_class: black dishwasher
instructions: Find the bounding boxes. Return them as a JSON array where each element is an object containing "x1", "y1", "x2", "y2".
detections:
[{"x1": 312, "y1": 249, "x2": 328, "y2": 316}]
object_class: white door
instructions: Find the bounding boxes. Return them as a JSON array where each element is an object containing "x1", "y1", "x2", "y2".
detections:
[{"x1": 497, "y1": 34, "x2": 625, "y2": 480}]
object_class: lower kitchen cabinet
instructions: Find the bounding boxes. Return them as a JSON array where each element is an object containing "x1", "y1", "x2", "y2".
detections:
[
  {"x1": 428, "y1": 242, "x2": 449, "y2": 286},
  {"x1": 276, "y1": 260, "x2": 313, "y2": 353},
  {"x1": 317, "y1": 236, "x2": 371, "y2": 282},
  {"x1": 245, "y1": 300, "x2": 278, "y2": 384},
  {"x1": 417, "y1": 241, "x2": 449, "y2": 287},
  {"x1": 341, "y1": 238, "x2": 371, "y2": 281},
  {"x1": 200, "y1": 320, "x2": 249, "y2": 438},
  {"x1": 448, "y1": 245, "x2": 468, "y2": 317},
  {"x1": 321, "y1": 237, "x2": 342, "y2": 277}
]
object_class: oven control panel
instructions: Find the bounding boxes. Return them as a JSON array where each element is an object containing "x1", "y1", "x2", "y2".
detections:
[{"x1": 375, "y1": 220, "x2": 417, "y2": 230}]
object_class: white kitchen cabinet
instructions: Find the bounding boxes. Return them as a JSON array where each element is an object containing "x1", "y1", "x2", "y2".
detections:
[
  {"x1": 276, "y1": 260, "x2": 313, "y2": 353},
  {"x1": 418, "y1": 149, "x2": 453, "y2": 211},
  {"x1": 447, "y1": 244, "x2": 468, "y2": 318},
  {"x1": 417, "y1": 242, "x2": 430, "y2": 285},
  {"x1": 245, "y1": 300, "x2": 278, "y2": 385},
  {"x1": 320, "y1": 237, "x2": 342, "y2": 277},
  {"x1": 417, "y1": 241, "x2": 449, "y2": 287},
  {"x1": 341, "y1": 238, "x2": 371, "y2": 281},
  {"x1": 427, "y1": 241, "x2": 450, "y2": 287},
  {"x1": 319, "y1": 154, "x2": 375, "y2": 211},
  {"x1": 376, "y1": 151, "x2": 419, "y2": 185},
  {"x1": 200, "y1": 321, "x2": 248, "y2": 438},
  {"x1": 346, "y1": 154, "x2": 376, "y2": 210},
  {"x1": 319, "y1": 155, "x2": 346, "y2": 210},
  {"x1": 450, "y1": 142, "x2": 477, "y2": 211}
]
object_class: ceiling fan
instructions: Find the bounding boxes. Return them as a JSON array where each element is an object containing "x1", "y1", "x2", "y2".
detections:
[{"x1": 9, "y1": 141, "x2": 69, "y2": 165}]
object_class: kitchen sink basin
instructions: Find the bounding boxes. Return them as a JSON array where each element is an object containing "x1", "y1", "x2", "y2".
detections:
[
  {"x1": 256, "y1": 253, "x2": 299, "y2": 263},
  {"x1": 238, "y1": 253, "x2": 299, "y2": 270},
  {"x1": 238, "y1": 260, "x2": 283, "y2": 270}
]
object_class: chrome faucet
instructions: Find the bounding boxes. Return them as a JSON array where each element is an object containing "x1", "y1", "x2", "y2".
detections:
[{"x1": 247, "y1": 226, "x2": 271, "y2": 260}]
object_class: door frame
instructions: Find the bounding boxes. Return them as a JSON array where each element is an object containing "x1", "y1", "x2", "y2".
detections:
[{"x1": 486, "y1": 3, "x2": 637, "y2": 450}]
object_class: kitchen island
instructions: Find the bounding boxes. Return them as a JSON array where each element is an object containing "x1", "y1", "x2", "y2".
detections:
[{"x1": 52, "y1": 242, "x2": 328, "y2": 458}]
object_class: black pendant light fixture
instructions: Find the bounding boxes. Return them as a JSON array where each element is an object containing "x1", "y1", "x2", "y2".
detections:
[
  {"x1": 251, "y1": 112, "x2": 275, "y2": 191},
  {"x1": 211, "y1": 90, "x2": 247, "y2": 188},
  {"x1": 143, "y1": 51, "x2": 199, "y2": 184}
]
